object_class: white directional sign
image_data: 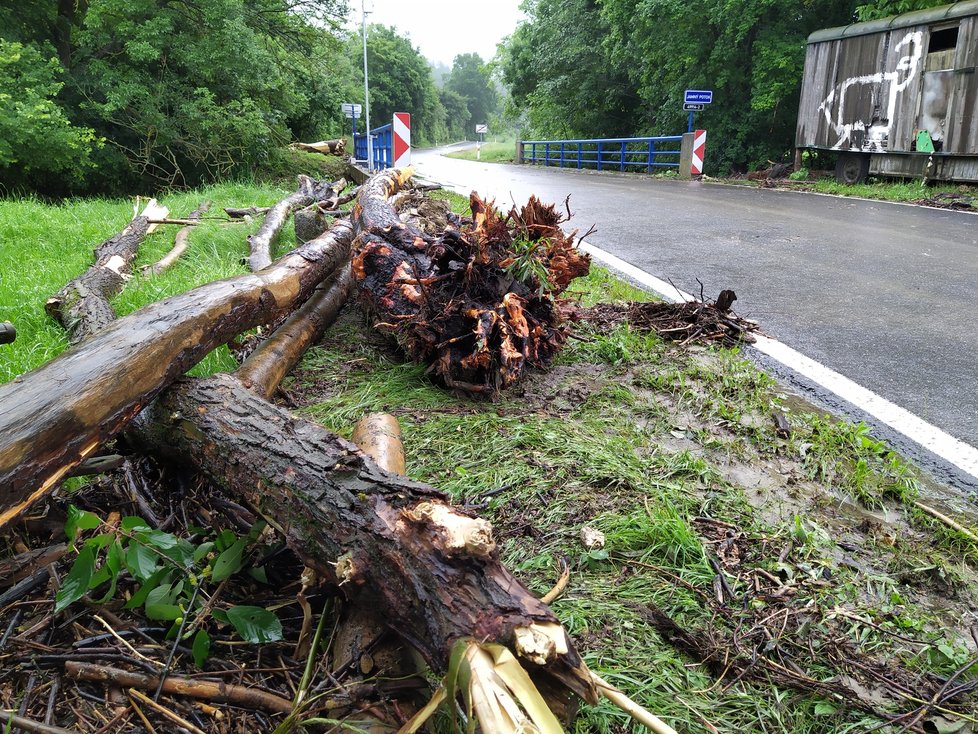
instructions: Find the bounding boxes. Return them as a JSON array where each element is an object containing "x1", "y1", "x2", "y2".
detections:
[
  {"x1": 475, "y1": 123, "x2": 488, "y2": 134},
  {"x1": 684, "y1": 90, "x2": 713, "y2": 105},
  {"x1": 342, "y1": 103, "x2": 363, "y2": 118},
  {"x1": 683, "y1": 103, "x2": 705, "y2": 111}
]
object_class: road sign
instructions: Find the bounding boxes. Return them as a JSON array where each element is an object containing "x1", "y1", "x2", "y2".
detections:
[
  {"x1": 475, "y1": 123, "x2": 488, "y2": 134},
  {"x1": 684, "y1": 89, "x2": 713, "y2": 104},
  {"x1": 683, "y1": 103, "x2": 705, "y2": 112},
  {"x1": 691, "y1": 129, "x2": 707, "y2": 176},
  {"x1": 342, "y1": 103, "x2": 362, "y2": 118},
  {"x1": 393, "y1": 112, "x2": 411, "y2": 168}
]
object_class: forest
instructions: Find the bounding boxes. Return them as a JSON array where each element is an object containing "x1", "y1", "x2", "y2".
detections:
[
  {"x1": 0, "y1": 0, "x2": 958, "y2": 194},
  {"x1": 499, "y1": 0, "x2": 956, "y2": 174},
  {"x1": 0, "y1": 0, "x2": 497, "y2": 196}
]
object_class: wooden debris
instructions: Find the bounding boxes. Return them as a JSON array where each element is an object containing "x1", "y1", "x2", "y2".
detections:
[
  {"x1": 352, "y1": 171, "x2": 591, "y2": 397},
  {"x1": 64, "y1": 662, "x2": 293, "y2": 714},
  {"x1": 0, "y1": 219, "x2": 353, "y2": 528},
  {"x1": 294, "y1": 138, "x2": 346, "y2": 156},
  {"x1": 247, "y1": 176, "x2": 345, "y2": 271},
  {"x1": 570, "y1": 291, "x2": 759, "y2": 347},
  {"x1": 143, "y1": 201, "x2": 211, "y2": 277},
  {"x1": 45, "y1": 199, "x2": 168, "y2": 344}
]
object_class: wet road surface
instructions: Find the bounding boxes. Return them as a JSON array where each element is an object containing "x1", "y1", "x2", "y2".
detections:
[{"x1": 413, "y1": 145, "x2": 978, "y2": 483}]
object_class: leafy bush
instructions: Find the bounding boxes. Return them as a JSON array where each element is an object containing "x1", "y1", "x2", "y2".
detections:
[
  {"x1": 0, "y1": 41, "x2": 99, "y2": 193},
  {"x1": 789, "y1": 167, "x2": 810, "y2": 181}
]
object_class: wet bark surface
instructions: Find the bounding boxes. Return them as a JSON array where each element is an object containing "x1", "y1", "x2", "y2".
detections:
[
  {"x1": 0, "y1": 221, "x2": 353, "y2": 527},
  {"x1": 132, "y1": 373, "x2": 593, "y2": 699}
]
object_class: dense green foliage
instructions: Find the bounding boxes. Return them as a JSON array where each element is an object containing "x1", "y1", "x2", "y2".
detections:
[
  {"x1": 501, "y1": 0, "x2": 954, "y2": 174},
  {"x1": 445, "y1": 53, "x2": 499, "y2": 137},
  {"x1": 0, "y1": 1, "x2": 495, "y2": 195}
]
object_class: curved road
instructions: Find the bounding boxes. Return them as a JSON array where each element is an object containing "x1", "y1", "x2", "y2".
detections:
[{"x1": 413, "y1": 145, "x2": 978, "y2": 489}]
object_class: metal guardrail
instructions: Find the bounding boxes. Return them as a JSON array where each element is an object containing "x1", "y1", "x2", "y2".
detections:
[
  {"x1": 519, "y1": 136, "x2": 683, "y2": 172},
  {"x1": 354, "y1": 123, "x2": 393, "y2": 170}
]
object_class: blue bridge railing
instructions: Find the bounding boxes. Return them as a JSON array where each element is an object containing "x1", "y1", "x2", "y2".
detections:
[
  {"x1": 354, "y1": 123, "x2": 393, "y2": 170},
  {"x1": 520, "y1": 136, "x2": 683, "y2": 172}
]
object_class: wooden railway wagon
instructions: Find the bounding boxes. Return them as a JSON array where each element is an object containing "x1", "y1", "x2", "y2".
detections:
[{"x1": 796, "y1": 1, "x2": 978, "y2": 183}]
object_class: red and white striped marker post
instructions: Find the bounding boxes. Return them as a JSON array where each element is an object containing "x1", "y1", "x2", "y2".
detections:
[
  {"x1": 691, "y1": 129, "x2": 706, "y2": 176},
  {"x1": 393, "y1": 112, "x2": 411, "y2": 168}
]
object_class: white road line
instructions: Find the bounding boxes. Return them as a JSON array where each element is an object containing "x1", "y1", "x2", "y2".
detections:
[{"x1": 578, "y1": 240, "x2": 978, "y2": 481}]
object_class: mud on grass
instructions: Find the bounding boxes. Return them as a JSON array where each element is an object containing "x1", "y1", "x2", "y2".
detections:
[{"x1": 286, "y1": 267, "x2": 978, "y2": 733}]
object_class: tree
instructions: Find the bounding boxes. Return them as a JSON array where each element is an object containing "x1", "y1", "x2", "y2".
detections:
[
  {"x1": 502, "y1": 0, "x2": 859, "y2": 172},
  {"x1": 354, "y1": 25, "x2": 447, "y2": 146},
  {"x1": 500, "y1": 0, "x2": 638, "y2": 139},
  {"x1": 446, "y1": 53, "x2": 498, "y2": 136},
  {"x1": 439, "y1": 88, "x2": 471, "y2": 141},
  {"x1": 0, "y1": 40, "x2": 99, "y2": 193},
  {"x1": 0, "y1": 0, "x2": 349, "y2": 194}
]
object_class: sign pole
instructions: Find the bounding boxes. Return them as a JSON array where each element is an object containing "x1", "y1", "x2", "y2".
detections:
[
  {"x1": 688, "y1": 111, "x2": 694, "y2": 133},
  {"x1": 361, "y1": 0, "x2": 372, "y2": 171}
]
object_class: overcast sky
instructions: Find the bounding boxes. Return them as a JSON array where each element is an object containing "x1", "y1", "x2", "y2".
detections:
[{"x1": 346, "y1": 0, "x2": 526, "y2": 66}]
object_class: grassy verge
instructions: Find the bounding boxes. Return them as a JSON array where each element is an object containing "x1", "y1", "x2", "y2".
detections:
[
  {"x1": 2, "y1": 183, "x2": 976, "y2": 733},
  {"x1": 444, "y1": 141, "x2": 516, "y2": 163},
  {"x1": 726, "y1": 173, "x2": 978, "y2": 205}
]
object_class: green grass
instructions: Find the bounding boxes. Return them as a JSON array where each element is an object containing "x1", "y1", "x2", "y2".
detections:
[
  {"x1": 444, "y1": 141, "x2": 516, "y2": 163},
  {"x1": 288, "y1": 255, "x2": 978, "y2": 732},
  {"x1": 741, "y1": 173, "x2": 978, "y2": 204},
  {"x1": 0, "y1": 180, "x2": 306, "y2": 381},
  {"x1": 3, "y1": 184, "x2": 976, "y2": 734}
]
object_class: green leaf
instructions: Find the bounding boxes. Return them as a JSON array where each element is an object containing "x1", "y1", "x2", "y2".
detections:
[
  {"x1": 55, "y1": 545, "x2": 95, "y2": 612},
  {"x1": 226, "y1": 606, "x2": 283, "y2": 644},
  {"x1": 65, "y1": 506, "x2": 101, "y2": 542},
  {"x1": 121, "y1": 516, "x2": 151, "y2": 532},
  {"x1": 192, "y1": 541, "x2": 215, "y2": 565},
  {"x1": 92, "y1": 541, "x2": 124, "y2": 604},
  {"x1": 210, "y1": 538, "x2": 247, "y2": 582},
  {"x1": 247, "y1": 566, "x2": 268, "y2": 584},
  {"x1": 125, "y1": 568, "x2": 171, "y2": 610},
  {"x1": 135, "y1": 529, "x2": 194, "y2": 569},
  {"x1": 212, "y1": 609, "x2": 230, "y2": 624},
  {"x1": 192, "y1": 629, "x2": 211, "y2": 667},
  {"x1": 125, "y1": 541, "x2": 159, "y2": 581},
  {"x1": 144, "y1": 581, "x2": 182, "y2": 621}
]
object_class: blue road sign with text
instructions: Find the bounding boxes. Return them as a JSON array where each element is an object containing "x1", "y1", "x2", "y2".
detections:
[{"x1": 684, "y1": 90, "x2": 713, "y2": 104}]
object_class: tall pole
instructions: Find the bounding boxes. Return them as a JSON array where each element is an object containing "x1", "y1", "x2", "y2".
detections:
[{"x1": 361, "y1": 0, "x2": 373, "y2": 171}]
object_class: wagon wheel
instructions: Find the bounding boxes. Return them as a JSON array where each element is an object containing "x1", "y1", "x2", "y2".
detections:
[{"x1": 835, "y1": 152, "x2": 870, "y2": 184}]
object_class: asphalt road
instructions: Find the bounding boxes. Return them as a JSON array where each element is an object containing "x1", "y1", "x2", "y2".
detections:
[{"x1": 413, "y1": 145, "x2": 978, "y2": 475}]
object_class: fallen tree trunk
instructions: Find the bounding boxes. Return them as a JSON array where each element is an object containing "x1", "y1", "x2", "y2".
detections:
[
  {"x1": 294, "y1": 139, "x2": 346, "y2": 156},
  {"x1": 46, "y1": 199, "x2": 168, "y2": 343},
  {"x1": 132, "y1": 372, "x2": 597, "y2": 703},
  {"x1": 0, "y1": 219, "x2": 353, "y2": 528},
  {"x1": 247, "y1": 176, "x2": 345, "y2": 271}
]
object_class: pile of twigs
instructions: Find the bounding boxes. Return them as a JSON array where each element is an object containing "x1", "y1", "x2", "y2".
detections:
[{"x1": 571, "y1": 287, "x2": 759, "y2": 347}]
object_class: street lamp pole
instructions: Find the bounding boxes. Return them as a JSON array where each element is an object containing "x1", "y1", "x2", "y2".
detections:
[{"x1": 361, "y1": 0, "x2": 373, "y2": 171}]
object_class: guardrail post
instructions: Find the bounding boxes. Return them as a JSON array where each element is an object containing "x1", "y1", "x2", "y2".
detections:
[
  {"x1": 577, "y1": 143, "x2": 582, "y2": 169},
  {"x1": 679, "y1": 132, "x2": 694, "y2": 180},
  {"x1": 545, "y1": 142, "x2": 550, "y2": 167},
  {"x1": 560, "y1": 142, "x2": 565, "y2": 168},
  {"x1": 597, "y1": 141, "x2": 603, "y2": 171},
  {"x1": 515, "y1": 139, "x2": 523, "y2": 164},
  {"x1": 620, "y1": 141, "x2": 626, "y2": 172},
  {"x1": 648, "y1": 140, "x2": 655, "y2": 173}
]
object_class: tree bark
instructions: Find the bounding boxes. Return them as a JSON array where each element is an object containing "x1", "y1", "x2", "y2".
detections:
[
  {"x1": 132, "y1": 373, "x2": 596, "y2": 703},
  {"x1": 235, "y1": 265, "x2": 354, "y2": 399},
  {"x1": 0, "y1": 220, "x2": 353, "y2": 528},
  {"x1": 45, "y1": 200, "x2": 168, "y2": 344},
  {"x1": 247, "y1": 176, "x2": 345, "y2": 271}
]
